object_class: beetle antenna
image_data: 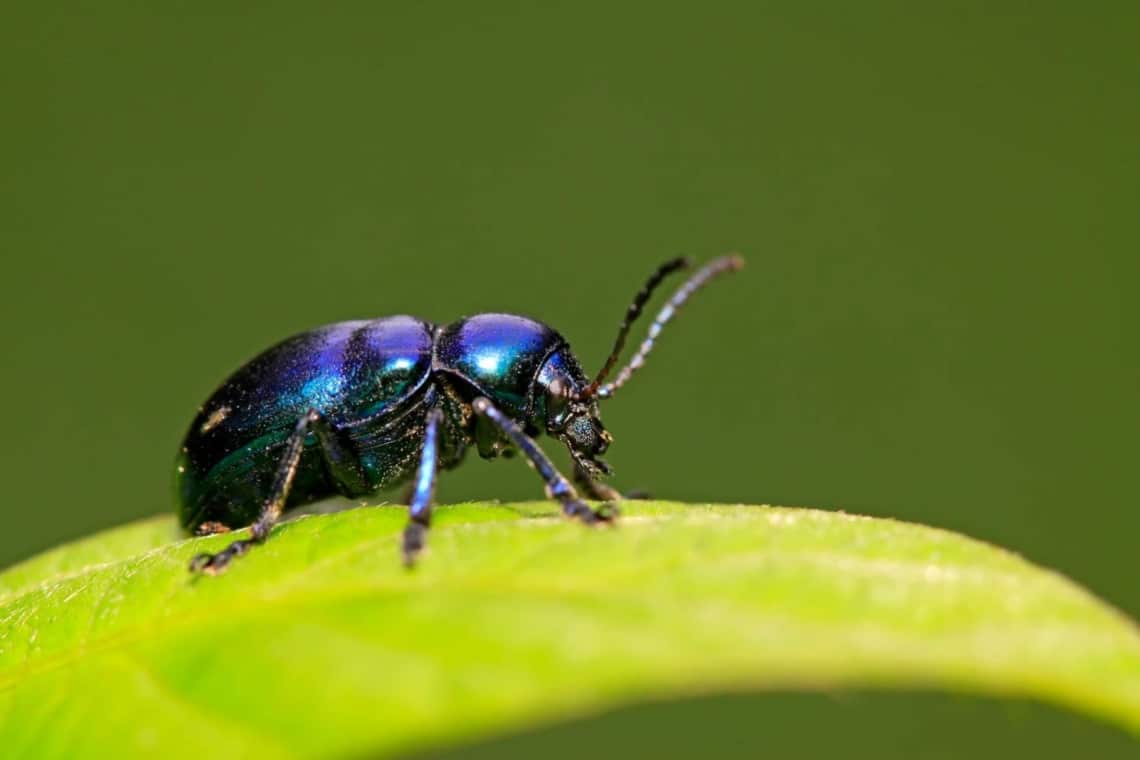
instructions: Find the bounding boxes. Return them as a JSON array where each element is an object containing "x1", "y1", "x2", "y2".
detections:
[
  {"x1": 580, "y1": 256, "x2": 692, "y2": 399},
  {"x1": 588, "y1": 254, "x2": 744, "y2": 400}
]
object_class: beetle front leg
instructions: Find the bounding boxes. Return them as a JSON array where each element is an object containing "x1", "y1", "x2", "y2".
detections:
[
  {"x1": 572, "y1": 464, "x2": 622, "y2": 502},
  {"x1": 189, "y1": 408, "x2": 322, "y2": 575},
  {"x1": 402, "y1": 407, "x2": 443, "y2": 567},
  {"x1": 572, "y1": 464, "x2": 651, "y2": 502},
  {"x1": 471, "y1": 397, "x2": 615, "y2": 524}
]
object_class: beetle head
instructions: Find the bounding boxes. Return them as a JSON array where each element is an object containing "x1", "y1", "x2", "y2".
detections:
[
  {"x1": 536, "y1": 352, "x2": 613, "y2": 477},
  {"x1": 549, "y1": 381, "x2": 613, "y2": 477}
]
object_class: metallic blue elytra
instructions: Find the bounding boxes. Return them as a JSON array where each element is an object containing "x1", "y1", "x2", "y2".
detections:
[
  {"x1": 177, "y1": 317, "x2": 434, "y2": 531},
  {"x1": 179, "y1": 255, "x2": 744, "y2": 573}
]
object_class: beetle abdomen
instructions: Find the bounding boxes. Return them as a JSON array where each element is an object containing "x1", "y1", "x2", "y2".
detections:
[{"x1": 176, "y1": 316, "x2": 434, "y2": 528}]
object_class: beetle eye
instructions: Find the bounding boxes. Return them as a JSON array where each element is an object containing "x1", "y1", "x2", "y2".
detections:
[{"x1": 569, "y1": 415, "x2": 596, "y2": 444}]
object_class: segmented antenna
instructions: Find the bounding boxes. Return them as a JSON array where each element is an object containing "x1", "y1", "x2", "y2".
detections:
[
  {"x1": 580, "y1": 257, "x2": 692, "y2": 399},
  {"x1": 592, "y1": 254, "x2": 744, "y2": 400}
]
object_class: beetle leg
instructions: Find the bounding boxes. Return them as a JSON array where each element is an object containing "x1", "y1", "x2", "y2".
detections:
[
  {"x1": 572, "y1": 464, "x2": 622, "y2": 501},
  {"x1": 402, "y1": 407, "x2": 443, "y2": 567},
  {"x1": 572, "y1": 465, "x2": 651, "y2": 502},
  {"x1": 194, "y1": 521, "x2": 232, "y2": 536},
  {"x1": 189, "y1": 409, "x2": 321, "y2": 575},
  {"x1": 472, "y1": 397, "x2": 616, "y2": 524}
]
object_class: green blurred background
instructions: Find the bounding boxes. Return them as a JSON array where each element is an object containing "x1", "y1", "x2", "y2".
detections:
[{"x1": 3, "y1": 1, "x2": 1137, "y2": 756}]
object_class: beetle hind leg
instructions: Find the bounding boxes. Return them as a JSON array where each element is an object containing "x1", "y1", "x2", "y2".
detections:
[{"x1": 188, "y1": 410, "x2": 332, "y2": 576}]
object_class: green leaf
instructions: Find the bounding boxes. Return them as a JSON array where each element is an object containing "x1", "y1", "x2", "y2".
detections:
[{"x1": 0, "y1": 502, "x2": 1137, "y2": 758}]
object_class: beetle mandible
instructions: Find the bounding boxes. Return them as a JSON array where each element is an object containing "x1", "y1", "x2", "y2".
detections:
[{"x1": 177, "y1": 255, "x2": 744, "y2": 573}]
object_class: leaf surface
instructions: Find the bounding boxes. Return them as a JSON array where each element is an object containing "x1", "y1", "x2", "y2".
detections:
[{"x1": 0, "y1": 502, "x2": 1137, "y2": 758}]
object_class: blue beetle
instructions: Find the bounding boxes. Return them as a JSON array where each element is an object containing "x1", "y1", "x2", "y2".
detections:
[{"x1": 178, "y1": 255, "x2": 743, "y2": 572}]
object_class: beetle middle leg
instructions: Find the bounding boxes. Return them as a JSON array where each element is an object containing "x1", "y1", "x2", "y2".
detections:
[
  {"x1": 472, "y1": 397, "x2": 615, "y2": 524},
  {"x1": 402, "y1": 407, "x2": 443, "y2": 567},
  {"x1": 189, "y1": 408, "x2": 361, "y2": 575}
]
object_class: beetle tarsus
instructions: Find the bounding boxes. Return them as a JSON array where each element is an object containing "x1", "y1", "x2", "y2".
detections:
[
  {"x1": 188, "y1": 538, "x2": 255, "y2": 575},
  {"x1": 402, "y1": 521, "x2": 428, "y2": 568},
  {"x1": 573, "y1": 464, "x2": 624, "y2": 502},
  {"x1": 563, "y1": 498, "x2": 618, "y2": 524}
]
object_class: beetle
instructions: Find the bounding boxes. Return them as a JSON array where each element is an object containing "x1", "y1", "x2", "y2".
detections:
[{"x1": 178, "y1": 254, "x2": 743, "y2": 573}]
